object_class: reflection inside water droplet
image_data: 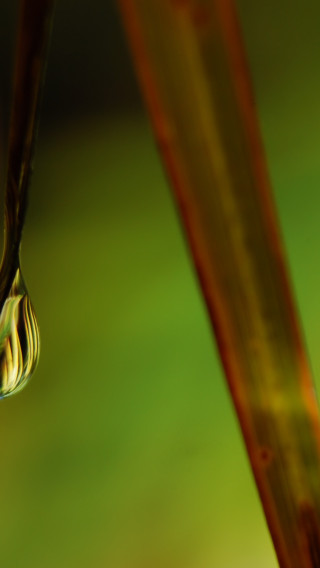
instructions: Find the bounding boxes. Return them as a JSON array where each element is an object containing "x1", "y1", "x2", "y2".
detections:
[{"x1": 0, "y1": 268, "x2": 39, "y2": 398}]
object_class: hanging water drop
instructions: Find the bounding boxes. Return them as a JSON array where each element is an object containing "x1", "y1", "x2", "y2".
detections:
[
  {"x1": 0, "y1": 0, "x2": 54, "y2": 397},
  {"x1": 0, "y1": 269, "x2": 39, "y2": 398}
]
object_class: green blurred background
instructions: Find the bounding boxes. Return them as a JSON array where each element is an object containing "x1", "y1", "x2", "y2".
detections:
[{"x1": 0, "y1": 1, "x2": 320, "y2": 567}]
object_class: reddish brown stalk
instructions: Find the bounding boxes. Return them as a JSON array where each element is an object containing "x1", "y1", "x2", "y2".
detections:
[{"x1": 118, "y1": 1, "x2": 320, "y2": 566}]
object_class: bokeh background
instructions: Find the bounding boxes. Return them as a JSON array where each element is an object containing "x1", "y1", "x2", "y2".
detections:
[{"x1": 0, "y1": 1, "x2": 320, "y2": 567}]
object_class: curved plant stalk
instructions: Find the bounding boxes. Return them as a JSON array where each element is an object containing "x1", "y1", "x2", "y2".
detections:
[
  {"x1": 0, "y1": 0, "x2": 55, "y2": 307},
  {"x1": 118, "y1": 1, "x2": 320, "y2": 566}
]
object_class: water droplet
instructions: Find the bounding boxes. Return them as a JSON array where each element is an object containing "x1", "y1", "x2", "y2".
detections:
[{"x1": 0, "y1": 268, "x2": 39, "y2": 398}]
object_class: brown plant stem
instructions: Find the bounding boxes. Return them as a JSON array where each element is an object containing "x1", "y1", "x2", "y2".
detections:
[{"x1": 118, "y1": 1, "x2": 320, "y2": 566}]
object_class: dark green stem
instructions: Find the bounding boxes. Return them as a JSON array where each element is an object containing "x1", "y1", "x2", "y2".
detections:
[{"x1": 0, "y1": 0, "x2": 55, "y2": 305}]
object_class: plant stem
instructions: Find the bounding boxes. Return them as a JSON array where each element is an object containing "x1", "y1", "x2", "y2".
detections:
[
  {"x1": 0, "y1": 0, "x2": 55, "y2": 306},
  {"x1": 118, "y1": 1, "x2": 320, "y2": 566}
]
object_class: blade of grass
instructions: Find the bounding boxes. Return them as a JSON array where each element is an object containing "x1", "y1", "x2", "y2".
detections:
[
  {"x1": 118, "y1": 1, "x2": 320, "y2": 566},
  {"x1": 0, "y1": 0, "x2": 55, "y2": 305}
]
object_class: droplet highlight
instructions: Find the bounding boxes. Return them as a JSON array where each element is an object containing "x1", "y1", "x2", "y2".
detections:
[{"x1": 0, "y1": 268, "x2": 39, "y2": 398}]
